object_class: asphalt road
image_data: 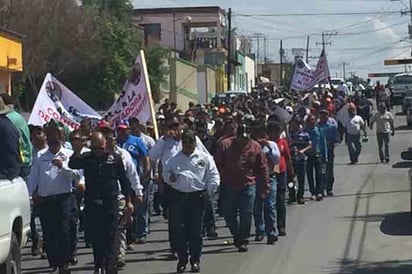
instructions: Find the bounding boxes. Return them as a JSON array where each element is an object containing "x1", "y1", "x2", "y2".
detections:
[{"x1": 21, "y1": 114, "x2": 412, "y2": 274}]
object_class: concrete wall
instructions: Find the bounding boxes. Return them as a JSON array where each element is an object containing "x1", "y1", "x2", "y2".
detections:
[
  {"x1": 197, "y1": 65, "x2": 217, "y2": 104},
  {"x1": 244, "y1": 55, "x2": 256, "y2": 91},
  {"x1": 170, "y1": 58, "x2": 198, "y2": 110}
]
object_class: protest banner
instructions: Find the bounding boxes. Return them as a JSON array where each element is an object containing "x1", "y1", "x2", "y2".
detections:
[
  {"x1": 104, "y1": 50, "x2": 158, "y2": 138},
  {"x1": 290, "y1": 50, "x2": 330, "y2": 91},
  {"x1": 28, "y1": 73, "x2": 101, "y2": 131}
]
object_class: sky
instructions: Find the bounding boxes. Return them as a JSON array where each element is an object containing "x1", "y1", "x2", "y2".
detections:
[{"x1": 134, "y1": 0, "x2": 412, "y2": 80}]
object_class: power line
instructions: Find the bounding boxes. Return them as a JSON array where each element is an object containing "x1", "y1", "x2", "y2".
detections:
[{"x1": 233, "y1": 10, "x2": 401, "y2": 17}]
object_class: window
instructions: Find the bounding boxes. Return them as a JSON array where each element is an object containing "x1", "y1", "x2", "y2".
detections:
[{"x1": 141, "y1": 23, "x2": 161, "y2": 45}]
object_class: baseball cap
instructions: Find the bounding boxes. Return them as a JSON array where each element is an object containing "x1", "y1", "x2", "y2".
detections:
[
  {"x1": 117, "y1": 120, "x2": 130, "y2": 129},
  {"x1": 98, "y1": 120, "x2": 111, "y2": 129}
]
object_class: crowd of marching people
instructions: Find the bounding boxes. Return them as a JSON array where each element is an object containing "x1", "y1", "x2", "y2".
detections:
[{"x1": 0, "y1": 82, "x2": 397, "y2": 274}]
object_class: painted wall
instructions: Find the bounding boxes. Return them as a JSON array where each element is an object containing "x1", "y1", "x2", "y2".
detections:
[
  {"x1": 134, "y1": 11, "x2": 224, "y2": 53},
  {"x1": 0, "y1": 31, "x2": 23, "y2": 94},
  {"x1": 244, "y1": 55, "x2": 256, "y2": 91},
  {"x1": 197, "y1": 65, "x2": 216, "y2": 104},
  {"x1": 170, "y1": 58, "x2": 198, "y2": 110}
]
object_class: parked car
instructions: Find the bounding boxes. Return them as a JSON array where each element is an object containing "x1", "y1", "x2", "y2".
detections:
[
  {"x1": 0, "y1": 177, "x2": 31, "y2": 274},
  {"x1": 402, "y1": 89, "x2": 412, "y2": 114},
  {"x1": 390, "y1": 73, "x2": 412, "y2": 105}
]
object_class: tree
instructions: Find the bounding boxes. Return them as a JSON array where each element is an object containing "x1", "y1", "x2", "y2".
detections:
[{"x1": 145, "y1": 46, "x2": 169, "y2": 103}]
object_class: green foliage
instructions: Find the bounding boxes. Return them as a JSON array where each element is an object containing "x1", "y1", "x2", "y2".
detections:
[{"x1": 145, "y1": 47, "x2": 169, "y2": 103}]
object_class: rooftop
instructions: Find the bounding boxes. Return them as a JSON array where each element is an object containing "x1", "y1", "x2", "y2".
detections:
[
  {"x1": 0, "y1": 27, "x2": 23, "y2": 41},
  {"x1": 134, "y1": 6, "x2": 226, "y2": 15}
]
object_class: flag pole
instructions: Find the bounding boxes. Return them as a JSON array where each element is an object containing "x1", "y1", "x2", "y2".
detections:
[{"x1": 140, "y1": 49, "x2": 159, "y2": 140}]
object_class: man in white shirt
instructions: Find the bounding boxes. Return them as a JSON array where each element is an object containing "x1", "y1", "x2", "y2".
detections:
[
  {"x1": 164, "y1": 130, "x2": 220, "y2": 273},
  {"x1": 28, "y1": 120, "x2": 81, "y2": 274},
  {"x1": 344, "y1": 104, "x2": 367, "y2": 164},
  {"x1": 148, "y1": 117, "x2": 209, "y2": 258},
  {"x1": 370, "y1": 103, "x2": 395, "y2": 163}
]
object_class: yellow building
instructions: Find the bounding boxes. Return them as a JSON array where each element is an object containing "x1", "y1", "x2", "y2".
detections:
[{"x1": 0, "y1": 27, "x2": 23, "y2": 95}]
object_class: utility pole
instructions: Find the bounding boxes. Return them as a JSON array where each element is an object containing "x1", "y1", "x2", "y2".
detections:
[
  {"x1": 316, "y1": 32, "x2": 337, "y2": 50},
  {"x1": 256, "y1": 36, "x2": 260, "y2": 64},
  {"x1": 343, "y1": 62, "x2": 349, "y2": 80},
  {"x1": 227, "y1": 8, "x2": 232, "y2": 91},
  {"x1": 264, "y1": 36, "x2": 267, "y2": 64},
  {"x1": 280, "y1": 40, "x2": 285, "y2": 86},
  {"x1": 306, "y1": 36, "x2": 310, "y2": 63}
]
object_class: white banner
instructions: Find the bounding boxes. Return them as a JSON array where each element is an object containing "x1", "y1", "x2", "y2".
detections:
[
  {"x1": 290, "y1": 50, "x2": 330, "y2": 91},
  {"x1": 290, "y1": 59, "x2": 314, "y2": 91},
  {"x1": 28, "y1": 73, "x2": 101, "y2": 131},
  {"x1": 104, "y1": 50, "x2": 156, "y2": 130}
]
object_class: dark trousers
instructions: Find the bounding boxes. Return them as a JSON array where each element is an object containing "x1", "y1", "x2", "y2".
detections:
[
  {"x1": 69, "y1": 193, "x2": 78, "y2": 256},
  {"x1": 276, "y1": 172, "x2": 287, "y2": 230},
  {"x1": 222, "y1": 184, "x2": 256, "y2": 245},
  {"x1": 325, "y1": 147, "x2": 335, "y2": 192},
  {"x1": 377, "y1": 132, "x2": 390, "y2": 162},
  {"x1": 30, "y1": 201, "x2": 41, "y2": 245},
  {"x1": 202, "y1": 193, "x2": 217, "y2": 236},
  {"x1": 293, "y1": 161, "x2": 306, "y2": 199},
  {"x1": 86, "y1": 197, "x2": 119, "y2": 271},
  {"x1": 307, "y1": 155, "x2": 324, "y2": 196},
  {"x1": 169, "y1": 189, "x2": 205, "y2": 264},
  {"x1": 39, "y1": 193, "x2": 72, "y2": 267},
  {"x1": 347, "y1": 134, "x2": 362, "y2": 163}
]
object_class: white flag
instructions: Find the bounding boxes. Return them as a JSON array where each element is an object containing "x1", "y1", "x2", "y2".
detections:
[
  {"x1": 28, "y1": 73, "x2": 101, "y2": 131},
  {"x1": 104, "y1": 50, "x2": 157, "y2": 131}
]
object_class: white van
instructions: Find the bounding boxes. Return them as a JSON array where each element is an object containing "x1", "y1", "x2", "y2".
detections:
[{"x1": 390, "y1": 73, "x2": 412, "y2": 105}]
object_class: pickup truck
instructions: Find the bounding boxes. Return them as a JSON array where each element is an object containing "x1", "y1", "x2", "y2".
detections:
[{"x1": 0, "y1": 177, "x2": 31, "y2": 274}]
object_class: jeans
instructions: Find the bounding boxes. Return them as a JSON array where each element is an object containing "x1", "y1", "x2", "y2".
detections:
[
  {"x1": 169, "y1": 189, "x2": 205, "y2": 264},
  {"x1": 135, "y1": 181, "x2": 153, "y2": 239},
  {"x1": 222, "y1": 184, "x2": 256, "y2": 245},
  {"x1": 325, "y1": 147, "x2": 335, "y2": 192},
  {"x1": 347, "y1": 134, "x2": 362, "y2": 163},
  {"x1": 276, "y1": 172, "x2": 287, "y2": 230},
  {"x1": 377, "y1": 132, "x2": 390, "y2": 162},
  {"x1": 307, "y1": 155, "x2": 324, "y2": 196},
  {"x1": 293, "y1": 160, "x2": 306, "y2": 199},
  {"x1": 254, "y1": 177, "x2": 278, "y2": 237},
  {"x1": 202, "y1": 192, "x2": 217, "y2": 236}
]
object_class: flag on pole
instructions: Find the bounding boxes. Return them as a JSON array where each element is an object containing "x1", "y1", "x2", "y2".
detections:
[
  {"x1": 312, "y1": 49, "x2": 330, "y2": 85},
  {"x1": 28, "y1": 73, "x2": 101, "y2": 131},
  {"x1": 104, "y1": 50, "x2": 159, "y2": 138}
]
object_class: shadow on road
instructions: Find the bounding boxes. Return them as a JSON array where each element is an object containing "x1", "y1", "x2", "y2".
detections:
[
  {"x1": 392, "y1": 162, "x2": 412, "y2": 169},
  {"x1": 380, "y1": 212, "x2": 412, "y2": 236},
  {"x1": 333, "y1": 189, "x2": 409, "y2": 199},
  {"x1": 334, "y1": 162, "x2": 378, "y2": 166},
  {"x1": 328, "y1": 259, "x2": 412, "y2": 274},
  {"x1": 395, "y1": 125, "x2": 410, "y2": 131}
]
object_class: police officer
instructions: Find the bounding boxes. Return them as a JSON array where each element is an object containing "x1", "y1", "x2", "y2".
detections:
[
  {"x1": 69, "y1": 132, "x2": 134, "y2": 274},
  {"x1": 164, "y1": 130, "x2": 220, "y2": 273},
  {"x1": 28, "y1": 120, "x2": 81, "y2": 274}
]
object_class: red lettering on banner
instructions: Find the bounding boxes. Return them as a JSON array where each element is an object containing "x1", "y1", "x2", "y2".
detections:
[{"x1": 45, "y1": 108, "x2": 80, "y2": 130}]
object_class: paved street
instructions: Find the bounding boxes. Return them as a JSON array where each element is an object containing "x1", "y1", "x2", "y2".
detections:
[{"x1": 22, "y1": 115, "x2": 412, "y2": 274}]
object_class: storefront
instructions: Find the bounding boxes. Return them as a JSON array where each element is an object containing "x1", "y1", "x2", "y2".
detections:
[{"x1": 0, "y1": 27, "x2": 23, "y2": 94}]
